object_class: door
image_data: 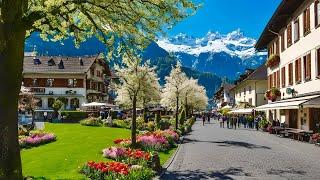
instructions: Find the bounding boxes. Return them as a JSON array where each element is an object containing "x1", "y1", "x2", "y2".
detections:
[{"x1": 289, "y1": 109, "x2": 298, "y2": 128}]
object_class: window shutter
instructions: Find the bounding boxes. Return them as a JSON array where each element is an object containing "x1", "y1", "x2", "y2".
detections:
[
  {"x1": 317, "y1": 49, "x2": 320, "y2": 77},
  {"x1": 289, "y1": 63, "x2": 293, "y2": 85},
  {"x1": 307, "y1": 53, "x2": 311, "y2": 79},
  {"x1": 315, "y1": 1, "x2": 319, "y2": 27},
  {"x1": 277, "y1": 70, "x2": 280, "y2": 88},
  {"x1": 268, "y1": 75, "x2": 272, "y2": 89},
  {"x1": 287, "y1": 25, "x2": 292, "y2": 47},
  {"x1": 281, "y1": 67, "x2": 286, "y2": 88},
  {"x1": 298, "y1": 58, "x2": 302, "y2": 82}
]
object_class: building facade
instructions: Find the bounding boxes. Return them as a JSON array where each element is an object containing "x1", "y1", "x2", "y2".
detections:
[
  {"x1": 213, "y1": 83, "x2": 235, "y2": 109},
  {"x1": 22, "y1": 55, "x2": 112, "y2": 112},
  {"x1": 229, "y1": 66, "x2": 268, "y2": 107},
  {"x1": 255, "y1": 0, "x2": 320, "y2": 131}
]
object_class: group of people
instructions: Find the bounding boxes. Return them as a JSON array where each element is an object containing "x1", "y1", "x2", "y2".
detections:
[
  {"x1": 217, "y1": 114, "x2": 263, "y2": 130},
  {"x1": 201, "y1": 113, "x2": 212, "y2": 125}
]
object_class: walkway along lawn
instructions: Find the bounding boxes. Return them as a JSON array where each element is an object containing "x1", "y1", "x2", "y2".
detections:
[{"x1": 21, "y1": 123, "x2": 176, "y2": 179}]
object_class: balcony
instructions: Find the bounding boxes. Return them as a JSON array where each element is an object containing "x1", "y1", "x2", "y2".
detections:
[{"x1": 266, "y1": 54, "x2": 280, "y2": 68}]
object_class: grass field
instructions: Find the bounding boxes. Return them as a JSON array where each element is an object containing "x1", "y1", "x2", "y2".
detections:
[{"x1": 21, "y1": 123, "x2": 176, "y2": 179}]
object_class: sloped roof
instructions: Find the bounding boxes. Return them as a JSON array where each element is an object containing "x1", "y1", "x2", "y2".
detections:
[
  {"x1": 23, "y1": 56, "x2": 98, "y2": 74},
  {"x1": 255, "y1": 0, "x2": 304, "y2": 50},
  {"x1": 230, "y1": 65, "x2": 267, "y2": 91}
]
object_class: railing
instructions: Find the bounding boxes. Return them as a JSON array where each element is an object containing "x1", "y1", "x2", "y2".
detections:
[{"x1": 30, "y1": 87, "x2": 45, "y2": 94}]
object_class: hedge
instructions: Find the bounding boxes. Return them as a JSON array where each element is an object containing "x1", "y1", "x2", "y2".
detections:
[{"x1": 60, "y1": 111, "x2": 87, "y2": 123}]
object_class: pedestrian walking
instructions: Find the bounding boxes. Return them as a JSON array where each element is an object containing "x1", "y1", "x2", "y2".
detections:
[
  {"x1": 202, "y1": 114, "x2": 205, "y2": 126},
  {"x1": 207, "y1": 114, "x2": 211, "y2": 124},
  {"x1": 219, "y1": 116, "x2": 223, "y2": 128},
  {"x1": 234, "y1": 116, "x2": 237, "y2": 130}
]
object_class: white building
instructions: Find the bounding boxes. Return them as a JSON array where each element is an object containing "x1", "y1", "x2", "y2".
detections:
[
  {"x1": 255, "y1": 0, "x2": 320, "y2": 131},
  {"x1": 214, "y1": 83, "x2": 235, "y2": 109},
  {"x1": 229, "y1": 65, "x2": 268, "y2": 107}
]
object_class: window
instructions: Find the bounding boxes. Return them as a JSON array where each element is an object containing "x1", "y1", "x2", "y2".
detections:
[
  {"x1": 316, "y1": 0, "x2": 320, "y2": 27},
  {"x1": 248, "y1": 86, "x2": 252, "y2": 94},
  {"x1": 303, "y1": 53, "x2": 312, "y2": 81},
  {"x1": 276, "y1": 70, "x2": 280, "y2": 88},
  {"x1": 248, "y1": 98, "x2": 253, "y2": 106},
  {"x1": 303, "y1": 8, "x2": 311, "y2": 35},
  {"x1": 243, "y1": 87, "x2": 246, "y2": 95},
  {"x1": 317, "y1": 48, "x2": 320, "y2": 77},
  {"x1": 268, "y1": 44, "x2": 274, "y2": 57},
  {"x1": 68, "y1": 79, "x2": 77, "y2": 87},
  {"x1": 281, "y1": 32, "x2": 285, "y2": 52},
  {"x1": 46, "y1": 79, "x2": 54, "y2": 87},
  {"x1": 294, "y1": 18, "x2": 300, "y2": 42},
  {"x1": 287, "y1": 24, "x2": 292, "y2": 47},
  {"x1": 295, "y1": 58, "x2": 302, "y2": 83},
  {"x1": 289, "y1": 63, "x2": 293, "y2": 85},
  {"x1": 275, "y1": 38, "x2": 280, "y2": 55},
  {"x1": 281, "y1": 67, "x2": 286, "y2": 88},
  {"x1": 90, "y1": 69, "x2": 94, "y2": 76},
  {"x1": 268, "y1": 75, "x2": 272, "y2": 89},
  {"x1": 32, "y1": 78, "x2": 38, "y2": 86},
  {"x1": 274, "y1": 71, "x2": 277, "y2": 88}
]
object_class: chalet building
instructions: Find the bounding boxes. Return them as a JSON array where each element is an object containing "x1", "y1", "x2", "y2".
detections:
[
  {"x1": 229, "y1": 65, "x2": 268, "y2": 107},
  {"x1": 22, "y1": 55, "x2": 112, "y2": 113},
  {"x1": 255, "y1": 0, "x2": 320, "y2": 131},
  {"x1": 213, "y1": 83, "x2": 235, "y2": 109}
]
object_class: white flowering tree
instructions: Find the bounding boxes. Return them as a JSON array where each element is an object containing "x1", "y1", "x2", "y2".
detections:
[
  {"x1": 115, "y1": 55, "x2": 160, "y2": 146},
  {"x1": 181, "y1": 80, "x2": 208, "y2": 113},
  {"x1": 161, "y1": 63, "x2": 188, "y2": 129},
  {"x1": 0, "y1": 1, "x2": 197, "y2": 178}
]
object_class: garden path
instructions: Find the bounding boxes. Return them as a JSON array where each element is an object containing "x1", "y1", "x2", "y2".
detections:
[{"x1": 161, "y1": 119, "x2": 320, "y2": 180}]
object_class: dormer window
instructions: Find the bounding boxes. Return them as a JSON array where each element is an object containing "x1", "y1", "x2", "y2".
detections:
[
  {"x1": 33, "y1": 58, "x2": 41, "y2": 65},
  {"x1": 80, "y1": 58, "x2": 84, "y2": 66},
  {"x1": 58, "y1": 59, "x2": 64, "y2": 69},
  {"x1": 48, "y1": 58, "x2": 56, "y2": 66},
  {"x1": 32, "y1": 79, "x2": 38, "y2": 86},
  {"x1": 46, "y1": 79, "x2": 54, "y2": 87},
  {"x1": 68, "y1": 79, "x2": 77, "y2": 87}
]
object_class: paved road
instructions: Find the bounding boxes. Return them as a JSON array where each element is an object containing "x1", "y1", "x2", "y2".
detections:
[{"x1": 161, "y1": 119, "x2": 320, "y2": 180}]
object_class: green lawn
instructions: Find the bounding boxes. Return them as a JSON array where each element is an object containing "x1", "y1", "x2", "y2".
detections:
[{"x1": 21, "y1": 123, "x2": 176, "y2": 179}]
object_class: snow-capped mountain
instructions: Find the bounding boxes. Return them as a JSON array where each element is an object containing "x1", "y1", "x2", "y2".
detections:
[{"x1": 156, "y1": 29, "x2": 267, "y2": 78}]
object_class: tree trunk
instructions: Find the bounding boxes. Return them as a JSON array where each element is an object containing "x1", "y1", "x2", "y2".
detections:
[
  {"x1": 131, "y1": 96, "x2": 137, "y2": 146},
  {"x1": 0, "y1": 23, "x2": 26, "y2": 180},
  {"x1": 175, "y1": 96, "x2": 179, "y2": 130}
]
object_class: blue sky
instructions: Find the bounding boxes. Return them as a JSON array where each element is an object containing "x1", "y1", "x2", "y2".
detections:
[{"x1": 168, "y1": 0, "x2": 281, "y2": 38}]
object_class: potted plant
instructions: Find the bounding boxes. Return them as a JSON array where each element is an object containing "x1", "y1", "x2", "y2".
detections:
[
  {"x1": 265, "y1": 88, "x2": 281, "y2": 102},
  {"x1": 265, "y1": 54, "x2": 280, "y2": 68}
]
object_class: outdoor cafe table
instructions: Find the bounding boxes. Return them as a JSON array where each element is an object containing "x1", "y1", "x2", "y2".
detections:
[{"x1": 286, "y1": 129, "x2": 313, "y2": 141}]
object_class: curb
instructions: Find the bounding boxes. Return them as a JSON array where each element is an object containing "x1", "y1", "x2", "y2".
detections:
[{"x1": 153, "y1": 136, "x2": 183, "y2": 179}]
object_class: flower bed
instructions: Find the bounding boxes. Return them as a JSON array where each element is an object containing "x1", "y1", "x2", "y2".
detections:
[
  {"x1": 310, "y1": 133, "x2": 320, "y2": 144},
  {"x1": 114, "y1": 130, "x2": 179, "y2": 152},
  {"x1": 19, "y1": 131, "x2": 56, "y2": 149},
  {"x1": 80, "y1": 161, "x2": 155, "y2": 180},
  {"x1": 102, "y1": 147, "x2": 151, "y2": 166}
]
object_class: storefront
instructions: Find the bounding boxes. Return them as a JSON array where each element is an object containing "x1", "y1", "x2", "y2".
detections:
[{"x1": 255, "y1": 95, "x2": 320, "y2": 131}]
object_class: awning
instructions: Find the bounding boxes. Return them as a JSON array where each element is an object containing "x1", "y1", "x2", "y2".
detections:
[
  {"x1": 255, "y1": 95, "x2": 320, "y2": 111},
  {"x1": 229, "y1": 108, "x2": 253, "y2": 114}
]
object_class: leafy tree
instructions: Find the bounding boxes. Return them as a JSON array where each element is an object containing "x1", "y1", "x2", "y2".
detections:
[
  {"x1": 0, "y1": 1, "x2": 197, "y2": 178},
  {"x1": 115, "y1": 54, "x2": 160, "y2": 146},
  {"x1": 52, "y1": 99, "x2": 64, "y2": 116}
]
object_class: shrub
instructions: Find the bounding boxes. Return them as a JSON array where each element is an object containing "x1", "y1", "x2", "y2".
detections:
[
  {"x1": 113, "y1": 119, "x2": 131, "y2": 129},
  {"x1": 80, "y1": 118, "x2": 102, "y2": 127},
  {"x1": 146, "y1": 121, "x2": 155, "y2": 132},
  {"x1": 178, "y1": 125, "x2": 186, "y2": 136},
  {"x1": 157, "y1": 119, "x2": 171, "y2": 130},
  {"x1": 310, "y1": 133, "x2": 320, "y2": 144},
  {"x1": 258, "y1": 119, "x2": 270, "y2": 129},
  {"x1": 60, "y1": 111, "x2": 87, "y2": 123},
  {"x1": 136, "y1": 117, "x2": 146, "y2": 130},
  {"x1": 179, "y1": 109, "x2": 186, "y2": 125},
  {"x1": 155, "y1": 113, "x2": 161, "y2": 126}
]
